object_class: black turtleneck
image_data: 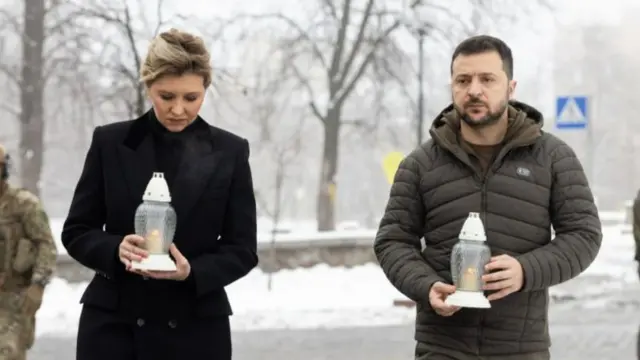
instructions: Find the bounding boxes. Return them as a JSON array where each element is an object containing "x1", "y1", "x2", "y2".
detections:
[{"x1": 148, "y1": 112, "x2": 207, "y2": 189}]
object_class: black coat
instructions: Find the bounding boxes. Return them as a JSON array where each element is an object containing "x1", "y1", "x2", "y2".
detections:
[{"x1": 61, "y1": 112, "x2": 258, "y2": 360}]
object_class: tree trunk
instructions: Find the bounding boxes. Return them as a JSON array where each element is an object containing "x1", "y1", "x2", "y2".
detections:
[
  {"x1": 19, "y1": 0, "x2": 45, "y2": 196},
  {"x1": 267, "y1": 160, "x2": 284, "y2": 290},
  {"x1": 136, "y1": 83, "x2": 146, "y2": 117},
  {"x1": 317, "y1": 109, "x2": 340, "y2": 231}
]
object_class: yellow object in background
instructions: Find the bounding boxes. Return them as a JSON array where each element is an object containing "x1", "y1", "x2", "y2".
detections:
[
  {"x1": 382, "y1": 151, "x2": 404, "y2": 185},
  {"x1": 327, "y1": 182, "x2": 336, "y2": 204}
]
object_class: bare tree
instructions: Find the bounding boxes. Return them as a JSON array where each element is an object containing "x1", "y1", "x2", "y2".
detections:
[
  {"x1": 254, "y1": 123, "x2": 304, "y2": 291},
  {"x1": 255, "y1": 137, "x2": 302, "y2": 291},
  {"x1": 72, "y1": 0, "x2": 182, "y2": 119},
  {"x1": 207, "y1": 0, "x2": 555, "y2": 231},
  {"x1": 0, "y1": 0, "x2": 86, "y2": 195},
  {"x1": 225, "y1": 0, "x2": 419, "y2": 231},
  {"x1": 238, "y1": 46, "x2": 306, "y2": 288},
  {"x1": 18, "y1": 0, "x2": 46, "y2": 196}
]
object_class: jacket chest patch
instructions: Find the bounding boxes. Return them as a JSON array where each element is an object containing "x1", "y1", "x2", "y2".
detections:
[{"x1": 516, "y1": 166, "x2": 531, "y2": 178}]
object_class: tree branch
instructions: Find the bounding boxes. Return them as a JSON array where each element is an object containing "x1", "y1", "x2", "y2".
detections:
[
  {"x1": 336, "y1": 0, "x2": 374, "y2": 90},
  {"x1": 224, "y1": 13, "x2": 329, "y2": 70},
  {"x1": 336, "y1": 19, "x2": 401, "y2": 107},
  {"x1": 327, "y1": 0, "x2": 353, "y2": 92}
]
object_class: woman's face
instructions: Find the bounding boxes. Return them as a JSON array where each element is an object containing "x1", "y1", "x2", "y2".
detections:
[{"x1": 147, "y1": 73, "x2": 206, "y2": 132}]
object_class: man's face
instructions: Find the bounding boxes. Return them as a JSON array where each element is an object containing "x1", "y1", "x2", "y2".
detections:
[{"x1": 451, "y1": 51, "x2": 516, "y2": 128}]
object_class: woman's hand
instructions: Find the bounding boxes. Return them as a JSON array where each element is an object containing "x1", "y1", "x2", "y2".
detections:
[
  {"x1": 119, "y1": 234, "x2": 148, "y2": 270},
  {"x1": 138, "y1": 244, "x2": 191, "y2": 281}
]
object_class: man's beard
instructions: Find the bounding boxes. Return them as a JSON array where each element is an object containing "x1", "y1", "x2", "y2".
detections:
[{"x1": 455, "y1": 96, "x2": 509, "y2": 129}]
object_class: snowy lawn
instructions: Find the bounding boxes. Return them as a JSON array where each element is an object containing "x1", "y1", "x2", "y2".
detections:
[
  {"x1": 35, "y1": 225, "x2": 635, "y2": 337},
  {"x1": 48, "y1": 218, "x2": 376, "y2": 255},
  {"x1": 36, "y1": 263, "x2": 411, "y2": 337}
]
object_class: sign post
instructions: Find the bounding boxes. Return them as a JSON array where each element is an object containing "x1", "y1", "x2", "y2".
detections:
[{"x1": 555, "y1": 95, "x2": 593, "y2": 183}]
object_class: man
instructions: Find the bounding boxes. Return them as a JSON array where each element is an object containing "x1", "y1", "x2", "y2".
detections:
[
  {"x1": 374, "y1": 35, "x2": 602, "y2": 360},
  {"x1": 0, "y1": 144, "x2": 57, "y2": 359}
]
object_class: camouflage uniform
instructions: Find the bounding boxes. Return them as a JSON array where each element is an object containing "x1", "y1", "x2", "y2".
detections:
[{"x1": 0, "y1": 181, "x2": 57, "y2": 359}]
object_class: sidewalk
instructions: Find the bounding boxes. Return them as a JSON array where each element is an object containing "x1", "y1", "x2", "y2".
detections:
[
  {"x1": 29, "y1": 289, "x2": 640, "y2": 360},
  {"x1": 549, "y1": 286, "x2": 640, "y2": 359}
]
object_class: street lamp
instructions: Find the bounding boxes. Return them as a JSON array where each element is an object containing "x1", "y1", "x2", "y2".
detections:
[{"x1": 401, "y1": 2, "x2": 432, "y2": 147}]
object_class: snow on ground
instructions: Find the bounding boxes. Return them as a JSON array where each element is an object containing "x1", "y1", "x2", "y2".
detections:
[
  {"x1": 48, "y1": 218, "x2": 375, "y2": 255},
  {"x1": 224, "y1": 263, "x2": 413, "y2": 331},
  {"x1": 36, "y1": 223, "x2": 636, "y2": 337},
  {"x1": 36, "y1": 263, "x2": 412, "y2": 337},
  {"x1": 548, "y1": 225, "x2": 638, "y2": 302},
  {"x1": 582, "y1": 225, "x2": 635, "y2": 278}
]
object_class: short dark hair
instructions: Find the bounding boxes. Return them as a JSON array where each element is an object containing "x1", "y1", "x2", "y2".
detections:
[{"x1": 450, "y1": 35, "x2": 513, "y2": 79}]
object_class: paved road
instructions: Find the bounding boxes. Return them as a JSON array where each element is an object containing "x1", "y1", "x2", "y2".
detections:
[
  {"x1": 28, "y1": 291, "x2": 640, "y2": 360},
  {"x1": 27, "y1": 323, "x2": 640, "y2": 360}
]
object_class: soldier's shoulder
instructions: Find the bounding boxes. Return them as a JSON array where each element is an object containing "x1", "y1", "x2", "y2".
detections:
[{"x1": 8, "y1": 187, "x2": 41, "y2": 208}]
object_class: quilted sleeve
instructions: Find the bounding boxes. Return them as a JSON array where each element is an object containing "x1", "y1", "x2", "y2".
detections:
[
  {"x1": 517, "y1": 140, "x2": 602, "y2": 291},
  {"x1": 374, "y1": 151, "x2": 444, "y2": 306}
]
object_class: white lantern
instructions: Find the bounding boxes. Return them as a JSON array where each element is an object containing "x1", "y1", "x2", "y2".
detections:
[{"x1": 130, "y1": 172, "x2": 177, "y2": 271}]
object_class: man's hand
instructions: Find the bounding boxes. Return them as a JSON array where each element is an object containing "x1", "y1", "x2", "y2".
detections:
[
  {"x1": 22, "y1": 284, "x2": 44, "y2": 316},
  {"x1": 429, "y1": 281, "x2": 461, "y2": 316},
  {"x1": 136, "y1": 244, "x2": 191, "y2": 281},
  {"x1": 482, "y1": 254, "x2": 524, "y2": 301}
]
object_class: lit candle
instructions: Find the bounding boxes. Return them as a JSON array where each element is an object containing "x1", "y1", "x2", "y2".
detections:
[
  {"x1": 459, "y1": 267, "x2": 479, "y2": 291},
  {"x1": 145, "y1": 229, "x2": 163, "y2": 254}
]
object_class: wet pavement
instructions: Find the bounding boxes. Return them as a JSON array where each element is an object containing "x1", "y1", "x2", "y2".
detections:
[{"x1": 29, "y1": 285, "x2": 640, "y2": 359}]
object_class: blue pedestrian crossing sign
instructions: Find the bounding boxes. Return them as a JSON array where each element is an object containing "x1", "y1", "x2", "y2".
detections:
[{"x1": 555, "y1": 96, "x2": 588, "y2": 129}]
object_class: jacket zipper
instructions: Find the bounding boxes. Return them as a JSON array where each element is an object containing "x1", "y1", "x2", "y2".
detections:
[
  {"x1": 477, "y1": 156, "x2": 502, "y2": 355},
  {"x1": 477, "y1": 173, "x2": 489, "y2": 355}
]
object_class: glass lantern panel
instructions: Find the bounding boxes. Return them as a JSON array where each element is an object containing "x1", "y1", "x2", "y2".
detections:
[
  {"x1": 451, "y1": 240, "x2": 491, "y2": 292},
  {"x1": 134, "y1": 201, "x2": 177, "y2": 254}
]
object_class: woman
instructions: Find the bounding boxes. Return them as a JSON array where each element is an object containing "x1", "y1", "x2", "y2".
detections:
[{"x1": 61, "y1": 28, "x2": 258, "y2": 360}]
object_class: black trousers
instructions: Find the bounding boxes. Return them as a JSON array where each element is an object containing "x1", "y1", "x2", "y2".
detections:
[{"x1": 76, "y1": 305, "x2": 232, "y2": 360}]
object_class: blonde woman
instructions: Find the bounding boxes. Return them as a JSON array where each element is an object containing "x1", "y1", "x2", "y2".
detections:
[{"x1": 62, "y1": 28, "x2": 258, "y2": 360}]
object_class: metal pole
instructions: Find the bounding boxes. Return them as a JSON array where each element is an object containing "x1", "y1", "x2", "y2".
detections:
[
  {"x1": 587, "y1": 95, "x2": 594, "y2": 186},
  {"x1": 417, "y1": 29, "x2": 425, "y2": 146}
]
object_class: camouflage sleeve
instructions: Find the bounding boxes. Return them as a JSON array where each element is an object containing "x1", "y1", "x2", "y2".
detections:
[
  {"x1": 633, "y1": 194, "x2": 640, "y2": 262},
  {"x1": 18, "y1": 191, "x2": 57, "y2": 286}
]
